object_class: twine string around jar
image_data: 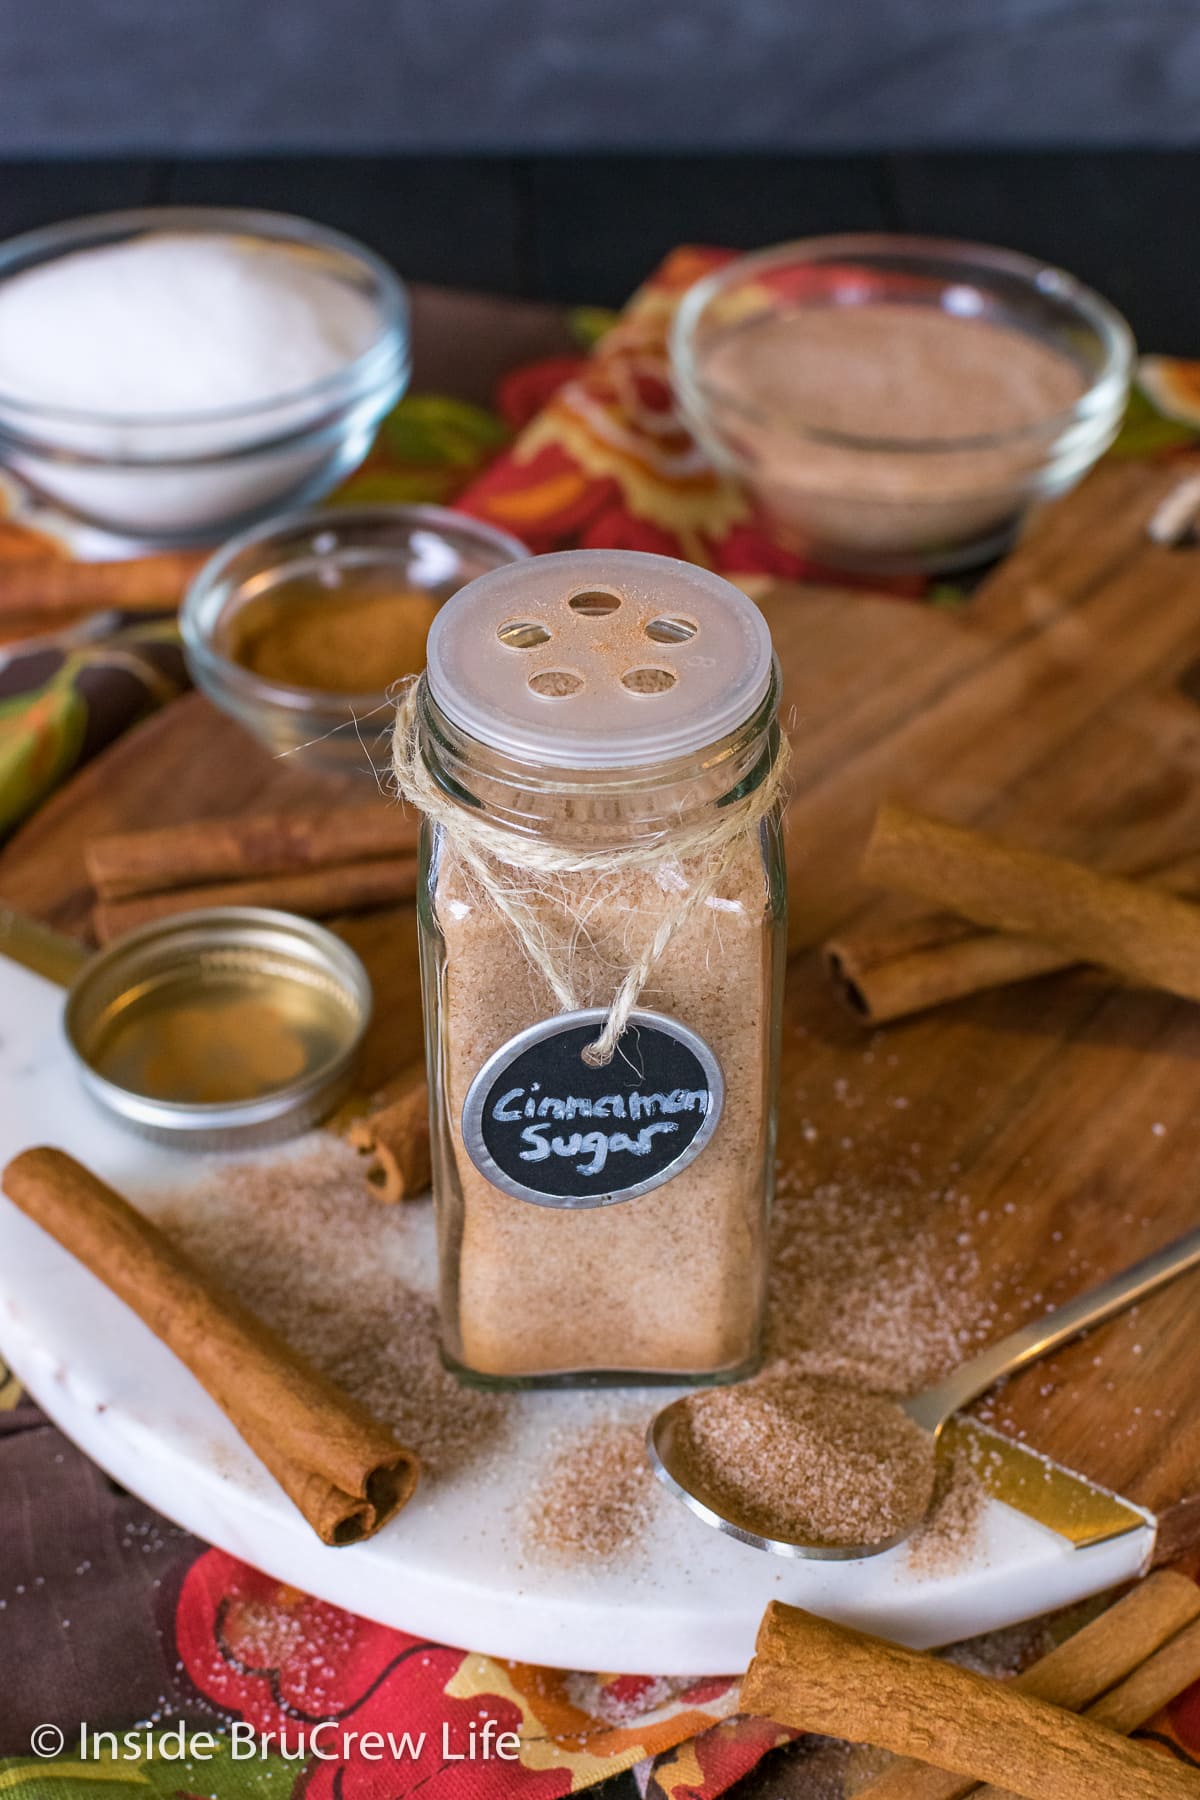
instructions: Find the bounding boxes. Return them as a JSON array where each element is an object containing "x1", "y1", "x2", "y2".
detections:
[{"x1": 391, "y1": 679, "x2": 790, "y2": 1066}]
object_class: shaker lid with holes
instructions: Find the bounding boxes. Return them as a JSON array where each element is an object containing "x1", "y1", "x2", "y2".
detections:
[{"x1": 424, "y1": 548, "x2": 774, "y2": 769}]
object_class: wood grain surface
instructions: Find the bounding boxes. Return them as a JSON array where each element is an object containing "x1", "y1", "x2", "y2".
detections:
[
  {"x1": 3, "y1": 456, "x2": 1200, "y2": 1550},
  {"x1": 0, "y1": 732, "x2": 425, "y2": 1098}
]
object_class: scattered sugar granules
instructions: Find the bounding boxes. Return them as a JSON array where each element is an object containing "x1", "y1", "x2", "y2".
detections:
[
  {"x1": 158, "y1": 1106, "x2": 994, "y2": 1571},
  {"x1": 766, "y1": 1170, "x2": 983, "y2": 1395},
  {"x1": 906, "y1": 1435, "x2": 989, "y2": 1577},
  {"x1": 526, "y1": 1422, "x2": 658, "y2": 1562},
  {"x1": 159, "y1": 1138, "x2": 510, "y2": 1481}
]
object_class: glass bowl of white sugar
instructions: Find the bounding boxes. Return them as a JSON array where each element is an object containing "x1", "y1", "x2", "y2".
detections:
[{"x1": 0, "y1": 208, "x2": 410, "y2": 544}]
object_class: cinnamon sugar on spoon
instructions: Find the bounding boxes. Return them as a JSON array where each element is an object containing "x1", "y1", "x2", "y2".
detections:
[{"x1": 671, "y1": 1364, "x2": 937, "y2": 1549}]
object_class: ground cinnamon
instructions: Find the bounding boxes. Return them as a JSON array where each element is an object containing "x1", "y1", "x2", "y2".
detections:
[
  {"x1": 0, "y1": 550, "x2": 205, "y2": 618},
  {"x1": 93, "y1": 856, "x2": 418, "y2": 942},
  {"x1": 345, "y1": 1060, "x2": 431, "y2": 1202},
  {"x1": 828, "y1": 849, "x2": 1200, "y2": 1023},
  {"x1": 854, "y1": 1569, "x2": 1200, "y2": 1798},
  {"x1": 740, "y1": 1603, "x2": 1200, "y2": 1800},
  {"x1": 862, "y1": 802, "x2": 1200, "y2": 1009},
  {"x1": 226, "y1": 582, "x2": 440, "y2": 694},
  {"x1": 1, "y1": 1148, "x2": 419, "y2": 1544},
  {"x1": 86, "y1": 806, "x2": 419, "y2": 900}
]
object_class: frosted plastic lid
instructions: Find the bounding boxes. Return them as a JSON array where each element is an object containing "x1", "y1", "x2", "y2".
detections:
[{"x1": 424, "y1": 549, "x2": 774, "y2": 769}]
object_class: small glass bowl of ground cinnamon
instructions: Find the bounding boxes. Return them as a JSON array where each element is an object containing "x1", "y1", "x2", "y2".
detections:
[
  {"x1": 182, "y1": 504, "x2": 528, "y2": 774},
  {"x1": 672, "y1": 234, "x2": 1133, "y2": 575}
]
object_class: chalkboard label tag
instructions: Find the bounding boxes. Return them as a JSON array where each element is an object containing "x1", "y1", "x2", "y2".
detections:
[{"x1": 461, "y1": 1008, "x2": 724, "y2": 1209}]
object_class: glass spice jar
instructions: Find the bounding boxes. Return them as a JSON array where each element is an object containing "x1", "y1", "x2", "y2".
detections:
[{"x1": 398, "y1": 549, "x2": 787, "y2": 1387}]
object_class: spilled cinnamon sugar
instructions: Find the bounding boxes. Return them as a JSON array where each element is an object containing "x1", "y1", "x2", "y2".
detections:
[
  {"x1": 160, "y1": 1114, "x2": 992, "y2": 1568},
  {"x1": 528, "y1": 1421, "x2": 657, "y2": 1562},
  {"x1": 906, "y1": 1433, "x2": 989, "y2": 1576},
  {"x1": 160, "y1": 1139, "x2": 508, "y2": 1480}
]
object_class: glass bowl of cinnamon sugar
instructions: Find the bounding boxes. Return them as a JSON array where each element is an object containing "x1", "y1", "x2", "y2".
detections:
[
  {"x1": 182, "y1": 504, "x2": 529, "y2": 774},
  {"x1": 671, "y1": 234, "x2": 1134, "y2": 575}
]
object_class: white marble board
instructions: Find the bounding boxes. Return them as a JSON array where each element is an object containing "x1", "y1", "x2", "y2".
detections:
[{"x1": 0, "y1": 954, "x2": 1154, "y2": 1674}]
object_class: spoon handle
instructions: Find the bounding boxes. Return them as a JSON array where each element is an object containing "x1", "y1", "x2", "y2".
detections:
[{"x1": 920, "y1": 1221, "x2": 1200, "y2": 1427}]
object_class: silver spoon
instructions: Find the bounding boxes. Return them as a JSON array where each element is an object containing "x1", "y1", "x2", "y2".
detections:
[{"x1": 647, "y1": 1221, "x2": 1200, "y2": 1559}]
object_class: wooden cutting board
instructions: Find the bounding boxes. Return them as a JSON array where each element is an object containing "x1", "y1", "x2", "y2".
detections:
[{"x1": 4, "y1": 455, "x2": 1200, "y2": 1557}]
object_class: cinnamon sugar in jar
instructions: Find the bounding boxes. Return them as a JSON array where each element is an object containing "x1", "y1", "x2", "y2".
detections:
[{"x1": 395, "y1": 549, "x2": 787, "y2": 1387}]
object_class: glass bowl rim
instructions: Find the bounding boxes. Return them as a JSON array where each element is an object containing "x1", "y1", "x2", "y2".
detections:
[
  {"x1": 181, "y1": 500, "x2": 532, "y2": 716},
  {"x1": 0, "y1": 391, "x2": 404, "y2": 475},
  {"x1": 0, "y1": 205, "x2": 409, "y2": 432},
  {"x1": 670, "y1": 232, "x2": 1135, "y2": 457}
]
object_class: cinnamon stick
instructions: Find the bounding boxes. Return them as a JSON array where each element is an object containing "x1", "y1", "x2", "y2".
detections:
[
  {"x1": 861, "y1": 803, "x2": 1200, "y2": 1009},
  {"x1": 0, "y1": 551, "x2": 206, "y2": 618},
  {"x1": 966, "y1": 1616, "x2": 1200, "y2": 1799},
  {"x1": 1, "y1": 1148, "x2": 419, "y2": 1544},
  {"x1": 739, "y1": 1602, "x2": 1200, "y2": 1800},
  {"x1": 0, "y1": 606, "x2": 97, "y2": 647},
  {"x1": 1088, "y1": 1612, "x2": 1200, "y2": 1730},
  {"x1": 93, "y1": 857, "x2": 418, "y2": 942},
  {"x1": 855, "y1": 1570, "x2": 1200, "y2": 1798},
  {"x1": 346, "y1": 1060, "x2": 431, "y2": 1202},
  {"x1": 826, "y1": 851, "x2": 1200, "y2": 1024},
  {"x1": 86, "y1": 807, "x2": 420, "y2": 900}
]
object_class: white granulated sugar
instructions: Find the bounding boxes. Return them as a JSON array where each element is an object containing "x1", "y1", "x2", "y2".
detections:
[{"x1": 0, "y1": 232, "x2": 378, "y2": 417}]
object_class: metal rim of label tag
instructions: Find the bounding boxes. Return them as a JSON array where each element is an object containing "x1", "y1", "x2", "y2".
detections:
[{"x1": 460, "y1": 1006, "x2": 725, "y2": 1209}]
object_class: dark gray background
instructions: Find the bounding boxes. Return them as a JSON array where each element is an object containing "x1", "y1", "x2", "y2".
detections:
[{"x1": 5, "y1": 1, "x2": 1200, "y2": 152}]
